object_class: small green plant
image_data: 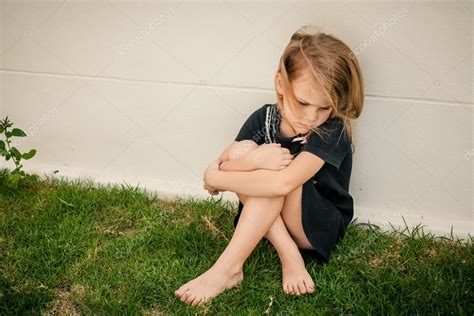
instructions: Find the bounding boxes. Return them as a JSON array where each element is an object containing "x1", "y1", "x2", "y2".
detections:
[{"x1": 0, "y1": 116, "x2": 39, "y2": 185}]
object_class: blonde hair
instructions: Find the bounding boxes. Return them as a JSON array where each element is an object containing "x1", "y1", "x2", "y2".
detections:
[{"x1": 275, "y1": 25, "x2": 364, "y2": 152}]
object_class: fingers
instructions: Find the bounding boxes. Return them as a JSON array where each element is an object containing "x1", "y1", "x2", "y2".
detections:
[{"x1": 276, "y1": 157, "x2": 294, "y2": 170}]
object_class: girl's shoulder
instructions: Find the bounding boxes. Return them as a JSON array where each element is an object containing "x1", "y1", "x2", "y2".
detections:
[
  {"x1": 234, "y1": 103, "x2": 273, "y2": 144},
  {"x1": 245, "y1": 103, "x2": 275, "y2": 124}
]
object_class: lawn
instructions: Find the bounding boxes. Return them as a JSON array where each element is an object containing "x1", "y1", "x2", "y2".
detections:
[{"x1": 0, "y1": 169, "x2": 472, "y2": 315}]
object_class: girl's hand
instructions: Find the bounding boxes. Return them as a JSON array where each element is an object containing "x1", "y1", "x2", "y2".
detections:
[
  {"x1": 203, "y1": 158, "x2": 223, "y2": 194},
  {"x1": 246, "y1": 143, "x2": 294, "y2": 170}
]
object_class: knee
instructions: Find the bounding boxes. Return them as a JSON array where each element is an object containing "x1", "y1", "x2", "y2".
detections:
[{"x1": 228, "y1": 140, "x2": 258, "y2": 161}]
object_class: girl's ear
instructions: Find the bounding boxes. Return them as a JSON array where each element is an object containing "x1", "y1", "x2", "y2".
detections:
[{"x1": 275, "y1": 72, "x2": 284, "y2": 95}]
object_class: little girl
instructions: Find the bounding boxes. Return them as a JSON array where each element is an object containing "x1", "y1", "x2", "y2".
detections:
[{"x1": 175, "y1": 25, "x2": 364, "y2": 306}]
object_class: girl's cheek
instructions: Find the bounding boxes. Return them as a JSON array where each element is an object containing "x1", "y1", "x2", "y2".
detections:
[{"x1": 321, "y1": 110, "x2": 332, "y2": 121}]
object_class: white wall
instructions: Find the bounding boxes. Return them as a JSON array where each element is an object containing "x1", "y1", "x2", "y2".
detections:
[{"x1": 0, "y1": 1, "x2": 472, "y2": 239}]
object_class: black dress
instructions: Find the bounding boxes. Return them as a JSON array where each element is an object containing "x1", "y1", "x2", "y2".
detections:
[{"x1": 232, "y1": 103, "x2": 354, "y2": 264}]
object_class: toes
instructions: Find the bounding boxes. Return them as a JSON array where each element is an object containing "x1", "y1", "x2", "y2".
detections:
[
  {"x1": 175, "y1": 286, "x2": 188, "y2": 297},
  {"x1": 291, "y1": 284, "x2": 299, "y2": 295},
  {"x1": 295, "y1": 285, "x2": 302, "y2": 295},
  {"x1": 304, "y1": 279, "x2": 316, "y2": 294},
  {"x1": 297, "y1": 280, "x2": 307, "y2": 294},
  {"x1": 180, "y1": 290, "x2": 191, "y2": 303},
  {"x1": 291, "y1": 283, "x2": 300, "y2": 295},
  {"x1": 179, "y1": 290, "x2": 189, "y2": 302},
  {"x1": 186, "y1": 293, "x2": 196, "y2": 305},
  {"x1": 288, "y1": 284, "x2": 294, "y2": 295},
  {"x1": 283, "y1": 278, "x2": 315, "y2": 296},
  {"x1": 191, "y1": 296, "x2": 201, "y2": 306}
]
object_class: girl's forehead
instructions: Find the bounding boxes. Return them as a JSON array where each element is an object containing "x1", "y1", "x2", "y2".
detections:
[{"x1": 293, "y1": 78, "x2": 330, "y2": 105}]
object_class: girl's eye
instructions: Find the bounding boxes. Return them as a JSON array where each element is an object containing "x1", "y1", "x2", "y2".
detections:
[{"x1": 319, "y1": 107, "x2": 330, "y2": 111}]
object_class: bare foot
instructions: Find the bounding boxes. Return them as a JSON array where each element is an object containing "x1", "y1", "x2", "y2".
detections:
[
  {"x1": 280, "y1": 251, "x2": 316, "y2": 295},
  {"x1": 174, "y1": 266, "x2": 244, "y2": 306}
]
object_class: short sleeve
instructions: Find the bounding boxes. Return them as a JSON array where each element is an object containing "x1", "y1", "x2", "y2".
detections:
[
  {"x1": 302, "y1": 118, "x2": 351, "y2": 169},
  {"x1": 234, "y1": 104, "x2": 267, "y2": 144}
]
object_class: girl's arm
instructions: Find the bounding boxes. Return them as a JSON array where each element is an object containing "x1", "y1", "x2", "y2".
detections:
[
  {"x1": 205, "y1": 151, "x2": 325, "y2": 197},
  {"x1": 219, "y1": 141, "x2": 258, "y2": 171},
  {"x1": 219, "y1": 156, "x2": 256, "y2": 172},
  {"x1": 204, "y1": 141, "x2": 260, "y2": 195}
]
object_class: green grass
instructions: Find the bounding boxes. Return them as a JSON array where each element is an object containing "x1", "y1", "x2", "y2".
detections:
[{"x1": 0, "y1": 169, "x2": 472, "y2": 315}]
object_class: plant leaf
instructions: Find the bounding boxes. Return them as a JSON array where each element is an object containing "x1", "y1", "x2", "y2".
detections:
[
  {"x1": 11, "y1": 128, "x2": 27, "y2": 137},
  {"x1": 10, "y1": 147, "x2": 22, "y2": 160},
  {"x1": 22, "y1": 149, "x2": 37, "y2": 160}
]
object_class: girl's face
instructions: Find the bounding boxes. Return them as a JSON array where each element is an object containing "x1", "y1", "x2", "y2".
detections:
[{"x1": 277, "y1": 72, "x2": 333, "y2": 134}]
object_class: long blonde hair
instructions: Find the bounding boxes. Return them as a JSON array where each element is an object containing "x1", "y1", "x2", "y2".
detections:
[{"x1": 275, "y1": 25, "x2": 364, "y2": 152}]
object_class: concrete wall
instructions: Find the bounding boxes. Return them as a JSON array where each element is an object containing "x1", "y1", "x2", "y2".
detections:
[{"x1": 0, "y1": 1, "x2": 472, "y2": 239}]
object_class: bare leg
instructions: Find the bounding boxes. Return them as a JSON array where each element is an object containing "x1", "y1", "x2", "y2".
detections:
[
  {"x1": 174, "y1": 194, "x2": 285, "y2": 306},
  {"x1": 229, "y1": 141, "x2": 316, "y2": 296},
  {"x1": 264, "y1": 215, "x2": 316, "y2": 295},
  {"x1": 238, "y1": 192, "x2": 316, "y2": 296}
]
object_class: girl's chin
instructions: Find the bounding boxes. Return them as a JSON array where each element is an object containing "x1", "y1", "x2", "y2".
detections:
[{"x1": 296, "y1": 125, "x2": 311, "y2": 134}]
